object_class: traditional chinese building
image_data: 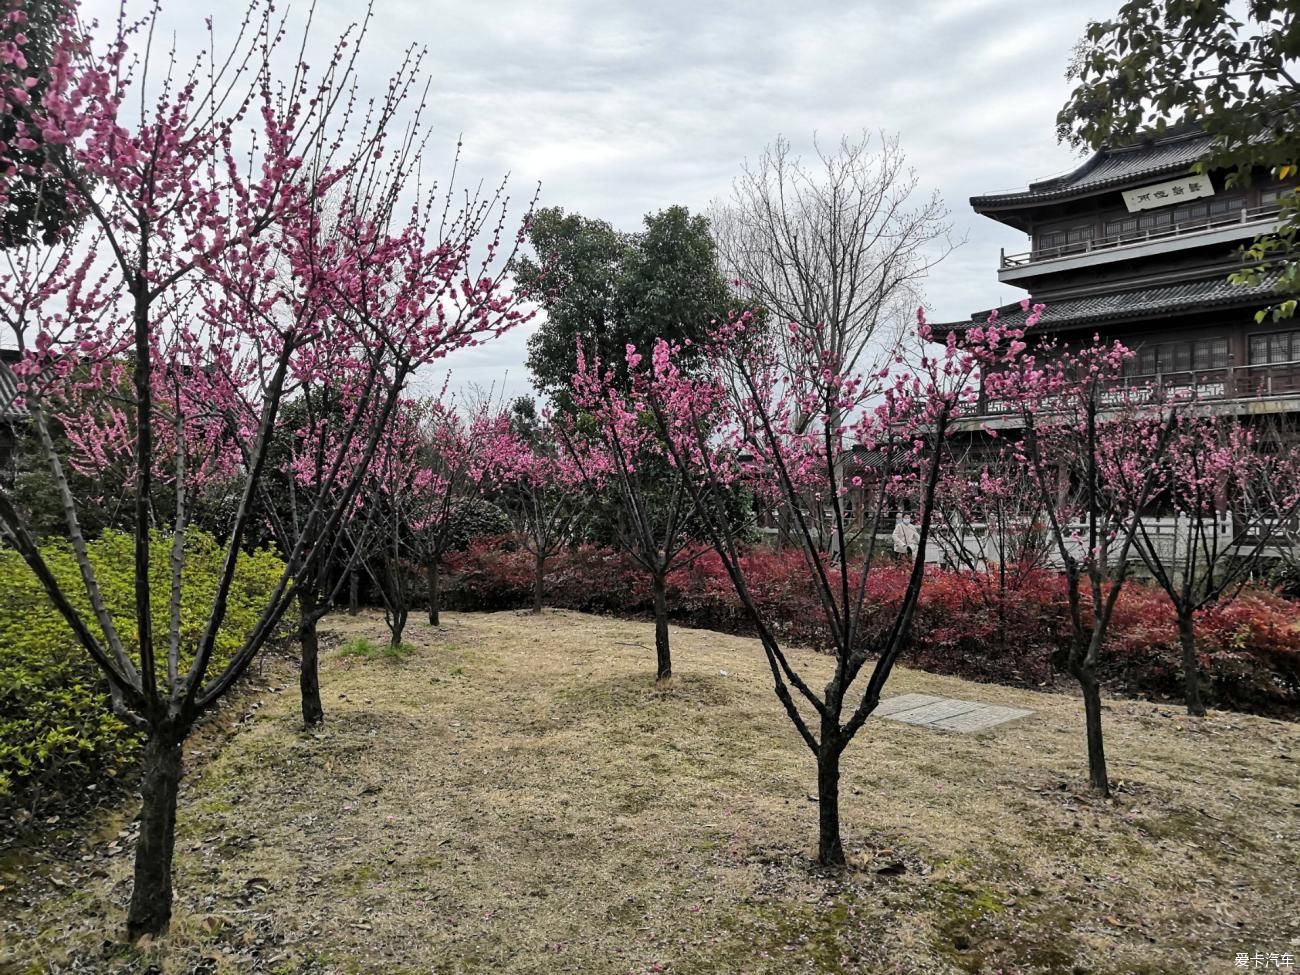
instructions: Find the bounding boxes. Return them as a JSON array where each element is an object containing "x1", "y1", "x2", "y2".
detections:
[
  {"x1": 915, "y1": 124, "x2": 1300, "y2": 569},
  {"x1": 0, "y1": 348, "x2": 26, "y2": 484},
  {"x1": 936, "y1": 122, "x2": 1300, "y2": 419},
  {"x1": 760, "y1": 124, "x2": 1300, "y2": 557}
]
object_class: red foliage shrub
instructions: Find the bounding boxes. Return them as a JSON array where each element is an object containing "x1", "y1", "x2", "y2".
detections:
[
  {"x1": 442, "y1": 535, "x2": 534, "y2": 610},
  {"x1": 1108, "y1": 586, "x2": 1300, "y2": 713},
  {"x1": 443, "y1": 539, "x2": 1299, "y2": 716},
  {"x1": 906, "y1": 567, "x2": 1064, "y2": 686},
  {"x1": 549, "y1": 544, "x2": 654, "y2": 614},
  {"x1": 444, "y1": 537, "x2": 655, "y2": 614}
]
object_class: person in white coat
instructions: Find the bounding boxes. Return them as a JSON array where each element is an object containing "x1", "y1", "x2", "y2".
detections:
[{"x1": 892, "y1": 513, "x2": 920, "y2": 563}]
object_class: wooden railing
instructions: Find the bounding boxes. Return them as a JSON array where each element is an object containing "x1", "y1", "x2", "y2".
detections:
[
  {"x1": 975, "y1": 360, "x2": 1300, "y2": 415},
  {"x1": 1000, "y1": 203, "x2": 1283, "y2": 269},
  {"x1": 933, "y1": 515, "x2": 1298, "y2": 569}
]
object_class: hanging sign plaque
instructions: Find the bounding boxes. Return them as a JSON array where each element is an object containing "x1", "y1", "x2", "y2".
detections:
[{"x1": 1122, "y1": 176, "x2": 1215, "y2": 212}]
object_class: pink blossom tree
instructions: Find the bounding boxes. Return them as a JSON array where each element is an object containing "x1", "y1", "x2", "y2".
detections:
[
  {"x1": 344, "y1": 397, "x2": 434, "y2": 649},
  {"x1": 559, "y1": 341, "x2": 725, "y2": 680},
  {"x1": 340, "y1": 391, "x2": 515, "y2": 635},
  {"x1": 1120, "y1": 414, "x2": 1300, "y2": 716},
  {"x1": 267, "y1": 376, "x2": 407, "y2": 726},
  {"x1": 409, "y1": 396, "x2": 513, "y2": 627},
  {"x1": 629, "y1": 307, "x2": 1021, "y2": 865},
  {"x1": 932, "y1": 451, "x2": 1053, "y2": 576},
  {"x1": 987, "y1": 330, "x2": 1178, "y2": 796},
  {"x1": 929, "y1": 446, "x2": 1054, "y2": 657},
  {"x1": 1256, "y1": 417, "x2": 1300, "y2": 583},
  {"x1": 488, "y1": 419, "x2": 587, "y2": 614},
  {"x1": 0, "y1": 0, "x2": 529, "y2": 937}
]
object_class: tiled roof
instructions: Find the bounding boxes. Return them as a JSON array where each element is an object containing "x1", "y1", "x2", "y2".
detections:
[
  {"x1": 972, "y1": 130, "x2": 1215, "y2": 209},
  {"x1": 0, "y1": 365, "x2": 24, "y2": 421},
  {"x1": 843, "y1": 446, "x2": 905, "y2": 472},
  {"x1": 0, "y1": 348, "x2": 37, "y2": 421},
  {"x1": 935, "y1": 270, "x2": 1282, "y2": 334}
]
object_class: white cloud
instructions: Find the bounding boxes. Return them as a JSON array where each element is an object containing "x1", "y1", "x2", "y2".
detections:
[{"x1": 84, "y1": 0, "x2": 1120, "y2": 403}]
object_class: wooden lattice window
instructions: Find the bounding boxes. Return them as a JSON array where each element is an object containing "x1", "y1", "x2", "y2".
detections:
[
  {"x1": 1260, "y1": 185, "x2": 1298, "y2": 206},
  {"x1": 1105, "y1": 215, "x2": 1140, "y2": 237},
  {"x1": 1036, "y1": 229, "x2": 1067, "y2": 251},
  {"x1": 1208, "y1": 193, "x2": 1246, "y2": 216},
  {"x1": 1130, "y1": 337, "x2": 1229, "y2": 375},
  {"x1": 1192, "y1": 338, "x2": 1229, "y2": 370},
  {"x1": 1249, "y1": 331, "x2": 1300, "y2": 364}
]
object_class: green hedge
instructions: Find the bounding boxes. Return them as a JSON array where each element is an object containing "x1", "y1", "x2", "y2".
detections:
[{"x1": 0, "y1": 530, "x2": 287, "y2": 811}]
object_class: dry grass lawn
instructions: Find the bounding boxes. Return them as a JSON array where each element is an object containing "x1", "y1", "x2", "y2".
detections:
[{"x1": 3, "y1": 608, "x2": 1298, "y2": 974}]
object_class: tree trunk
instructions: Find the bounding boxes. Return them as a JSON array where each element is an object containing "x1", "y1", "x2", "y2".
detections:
[
  {"x1": 1076, "y1": 667, "x2": 1110, "y2": 797},
  {"x1": 995, "y1": 568, "x2": 1007, "y2": 655},
  {"x1": 1177, "y1": 609, "x2": 1205, "y2": 717},
  {"x1": 532, "y1": 551, "x2": 545, "y2": 614},
  {"x1": 348, "y1": 570, "x2": 359, "y2": 616},
  {"x1": 126, "y1": 728, "x2": 183, "y2": 939},
  {"x1": 386, "y1": 557, "x2": 408, "y2": 647},
  {"x1": 428, "y1": 558, "x2": 440, "y2": 627},
  {"x1": 815, "y1": 742, "x2": 845, "y2": 866},
  {"x1": 652, "y1": 571, "x2": 671, "y2": 681},
  {"x1": 298, "y1": 590, "x2": 324, "y2": 727},
  {"x1": 389, "y1": 612, "x2": 407, "y2": 648}
]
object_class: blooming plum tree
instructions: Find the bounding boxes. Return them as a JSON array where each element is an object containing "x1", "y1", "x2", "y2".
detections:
[
  {"x1": 1120, "y1": 413, "x2": 1300, "y2": 715},
  {"x1": 929, "y1": 447, "x2": 1055, "y2": 655},
  {"x1": 343, "y1": 400, "x2": 427, "y2": 648},
  {"x1": 629, "y1": 306, "x2": 1023, "y2": 865},
  {"x1": 987, "y1": 327, "x2": 1178, "y2": 796},
  {"x1": 487, "y1": 418, "x2": 588, "y2": 614},
  {"x1": 0, "y1": 0, "x2": 529, "y2": 937},
  {"x1": 408, "y1": 396, "x2": 514, "y2": 627},
  {"x1": 267, "y1": 376, "x2": 401, "y2": 726},
  {"x1": 560, "y1": 341, "x2": 729, "y2": 680}
]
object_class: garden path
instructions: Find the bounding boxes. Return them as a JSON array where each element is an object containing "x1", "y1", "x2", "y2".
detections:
[{"x1": 876, "y1": 693, "x2": 1034, "y2": 732}]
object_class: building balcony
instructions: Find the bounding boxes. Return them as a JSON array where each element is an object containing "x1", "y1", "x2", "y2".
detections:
[
  {"x1": 968, "y1": 359, "x2": 1300, "y2": 422},
  {"x1": 997, "y1": 203, "x2": 1284, "y2": 284}
]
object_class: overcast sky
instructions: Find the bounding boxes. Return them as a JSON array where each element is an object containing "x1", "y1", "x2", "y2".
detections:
[{"x1": 100, "y1": 0, "x2": 1121, "y2": 403}]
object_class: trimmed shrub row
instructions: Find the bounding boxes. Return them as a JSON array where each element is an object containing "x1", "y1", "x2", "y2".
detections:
[
  {"x1": 445, "y1": 537, "x2": 1300, "y2": 716},
  {"x1": 0, "y1": 530, "x2": 287, "y2": 815}
]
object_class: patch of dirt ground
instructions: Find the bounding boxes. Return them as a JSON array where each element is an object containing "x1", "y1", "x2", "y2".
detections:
[{"x1": 2, "y1": 609, "x2": 1298, "y2": 974}]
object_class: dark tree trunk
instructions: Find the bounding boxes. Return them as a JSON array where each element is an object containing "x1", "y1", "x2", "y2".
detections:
[
  {"x1": 532, "y1": 551, "x2": 545, "y2": 614},
  {"x1": 1177, "y1": 609, "x2": 1205, "y2": 717},
  {"x1": 816, "y1": 742, "x2": 845, "y2": 866},
  {"x1": 1076, "y1": 667, "x2": 1110, "y2": 797},
  {"x1": 995, "y1": 568, "x2": 1008, "y2": 655},
  {"x1": 126, "y1": 728, "x2": 183, "y2": 939},
  {"x1": 348, "y1": 570, "x2": 359, "y2": 616},
  {"x1": 384, "y1": 557, "x2": 408, "y2": 647},
  {"x1": 389, "y1": 612, "x2": 407, "y2": 647},
  {"x1": 652, "y1": 571, "x2": 671, "y2": 681},
  {"x1": 428, "y1": 558, "x2": 440, "y2": 627},
  {"x1": 298, "y1": 590, "x2": 324, "y2": 727}
]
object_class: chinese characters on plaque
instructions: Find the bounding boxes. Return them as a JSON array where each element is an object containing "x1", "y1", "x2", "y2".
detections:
[{"x1": 1122, "y1": 176, "x2": 1216, "y2": 212}]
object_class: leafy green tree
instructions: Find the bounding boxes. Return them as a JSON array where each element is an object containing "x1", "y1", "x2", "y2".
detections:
[
  {"x1": 1057, "y1": 0, "x2": 1300, "y2": 317},
  {"x1": 508, "y1": 394, "x2": 541, "y2": 442},
  {"x1": 515, "y1": 205, "x2": 734, "y2": 403}
]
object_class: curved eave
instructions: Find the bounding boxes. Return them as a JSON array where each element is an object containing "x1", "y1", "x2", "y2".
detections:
[
  {"x1": 971, "y1": 158, "x2": 1200, "y2": 210},
  {"x1": 931, "y1": 270, "x2": 1281, "y2": 337},
  {"x1": 971, "y1": 129, "x2": 1216, "y2": 225}
]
